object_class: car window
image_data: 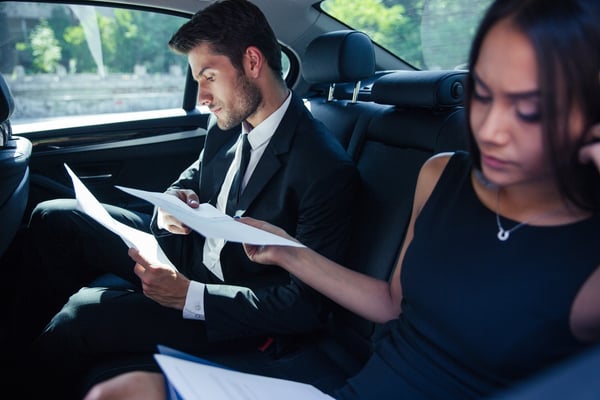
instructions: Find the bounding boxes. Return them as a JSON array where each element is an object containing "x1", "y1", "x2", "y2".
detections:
[
  {"x1": 0, "y1": 2, "x2": 189, "y2": 127},
  {"x1": 0, "y1": 2, "x2": 294, "y2": 130},
  {"x1": 320, "y1": 0, "x2": 493, "y2": 70}
]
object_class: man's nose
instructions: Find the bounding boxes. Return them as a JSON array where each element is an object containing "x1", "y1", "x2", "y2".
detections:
[{"x1": 197, "y1": 85, "x2": 211, "y2": 106}]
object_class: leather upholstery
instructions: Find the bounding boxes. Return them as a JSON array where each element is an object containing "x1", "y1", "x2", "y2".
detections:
[
  {"x1": 372, "y1": 69, "x2": 467, "y2": 108},
  {"x1": 302, "y1": 30, "x2": 375, "y2": 84}
]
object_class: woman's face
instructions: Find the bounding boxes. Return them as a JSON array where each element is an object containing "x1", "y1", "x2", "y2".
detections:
[{"x1": 470, "y1": 18, "x2": 549, "y2": 188}]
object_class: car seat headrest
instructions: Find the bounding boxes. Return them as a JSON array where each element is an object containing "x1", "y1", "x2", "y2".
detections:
[
  {"x1": 302, "y1": 30, "x2": 375, "y2": 84},
  {"x1": 0, "y1": 74, "x2": 15, "y2": 124},
  {"x1": 372, "y1": 70, "x2": 467, "y2": 108}
]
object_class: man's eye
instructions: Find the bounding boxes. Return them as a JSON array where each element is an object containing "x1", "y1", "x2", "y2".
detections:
[{"x1": 204, "y1": 75, "x2": 215, "y2": 82}]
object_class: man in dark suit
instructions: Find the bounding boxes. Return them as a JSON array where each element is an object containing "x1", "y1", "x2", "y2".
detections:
[{"x1": 12, "y1": 0, "x2": 359, "y2": 398}]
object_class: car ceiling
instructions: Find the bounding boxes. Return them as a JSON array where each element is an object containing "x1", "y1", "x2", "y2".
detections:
[
  {"x1": 116, "y1": 0, "x2": 405, "y2": 71},
  {"x1": 5, "y1": 0, "x2": 408, "y2": 77},
  {"x1": 83, "y1": 0, "x2": 332, "y2": 50}
]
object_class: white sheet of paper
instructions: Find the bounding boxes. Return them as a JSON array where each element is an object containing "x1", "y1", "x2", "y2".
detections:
[
  {"x1": 64, "y1": 164, "x2": 176, "y2": 270},
  {"x1": 115, "y1": 185, "x2": 304, "y2": 248},
  {"x1": 154, "y1": 353, "x2": 335, "y2": 400}
]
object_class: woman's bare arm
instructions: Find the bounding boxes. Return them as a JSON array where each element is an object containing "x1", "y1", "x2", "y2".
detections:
[{"x1": 241, "y1": 153, "x2": 453, "y2": 324}]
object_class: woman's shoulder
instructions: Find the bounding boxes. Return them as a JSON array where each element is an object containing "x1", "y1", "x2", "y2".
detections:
[
  {"x1": 420, "y1": 150, "x2": 469, "y2": 179},
  {"x1": 413, "y1": 151, "x2": 470, "y2": 214}
]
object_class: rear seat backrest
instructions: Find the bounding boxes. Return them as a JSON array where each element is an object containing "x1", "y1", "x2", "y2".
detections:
[
  {"x1": 347, "y1": 69, "x2": 469, "y2": 274},
  {"x1": 324, "y1": 69, "x2": 470, "y2": 367},
  {"x1": 301, "y1": 30, "x2": 378, "y2": 150}
]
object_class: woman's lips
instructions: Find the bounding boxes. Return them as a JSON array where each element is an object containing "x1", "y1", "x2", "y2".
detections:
[{"x1": 481, "y1": 153, "x2": 509, "y2": 170}]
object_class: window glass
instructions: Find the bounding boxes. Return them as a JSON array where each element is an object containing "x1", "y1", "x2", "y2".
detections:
[
  {"x1": 0, "y1": 2, "x2": 189, "y2": 125},
  {"x1": 0, "y1": 2, "x2": 295, "y2": 127},
  {"x1": 320, "y1": 0, "x2": 492, "y2": 70}
]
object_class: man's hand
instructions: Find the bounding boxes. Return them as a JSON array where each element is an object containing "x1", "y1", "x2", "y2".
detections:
[
  {"x1": 129, "y1": 248, "x2": 190, "y2": 310},
  {"x1": 156, "y1": 188, "x2": 200, "y2": 234}
]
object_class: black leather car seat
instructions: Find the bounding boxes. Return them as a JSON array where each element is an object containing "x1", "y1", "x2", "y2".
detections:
[
  {"x1": 301, "y1": 30, "x2": 378, "y2": 150},
  {"x1": 0, "y1": 74, "x2": 32, "y2": 258}
]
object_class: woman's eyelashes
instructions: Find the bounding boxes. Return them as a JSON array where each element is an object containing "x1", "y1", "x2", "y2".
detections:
[
  {"x1": 472, "y1": 88, "x2": 541, "y2": 123},
  {"x1": 514, "y1": 98, "x2": 541, "y2": 123}
]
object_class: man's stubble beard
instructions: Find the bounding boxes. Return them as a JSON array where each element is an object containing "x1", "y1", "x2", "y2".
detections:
[{"x1": 216, "y1": 73, "x2": 263, "y2": 131}]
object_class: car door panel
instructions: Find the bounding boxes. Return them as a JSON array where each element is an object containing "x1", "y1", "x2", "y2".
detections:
[{"x1": 24, "y1": 115, "x2": 208, "y2": 218}]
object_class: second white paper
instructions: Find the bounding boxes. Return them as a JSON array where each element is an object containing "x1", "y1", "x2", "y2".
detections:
[{"x1": 115, "y1": 185, "x2": 304, "y2": 248}]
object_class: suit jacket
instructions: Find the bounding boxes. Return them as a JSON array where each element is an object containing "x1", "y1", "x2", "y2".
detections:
[{"x1": 152, "y1": 92, "x2": 359, "y2": 342}]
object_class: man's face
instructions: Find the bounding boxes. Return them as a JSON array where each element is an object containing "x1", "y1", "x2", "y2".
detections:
[{"x1": 188, "y1": 43, "x2": 262, "y2": 130}]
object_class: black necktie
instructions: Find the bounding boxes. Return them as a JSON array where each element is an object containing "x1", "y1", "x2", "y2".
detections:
[{"x1": 226, "y1": 133, "x2": 251, "y2": 216}]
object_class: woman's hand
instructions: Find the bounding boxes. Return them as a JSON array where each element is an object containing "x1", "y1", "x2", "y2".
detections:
[
  {"x1": 579, "y1": 123, "x2": 600, "y2": 171},
  {"x1": 237, "y1": 217, "x2": 300, "y2": 267}
]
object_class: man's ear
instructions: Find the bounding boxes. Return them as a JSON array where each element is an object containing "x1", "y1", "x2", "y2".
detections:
[{"x1": 243, "y1": 46, "x2": 263, "y2": 79}]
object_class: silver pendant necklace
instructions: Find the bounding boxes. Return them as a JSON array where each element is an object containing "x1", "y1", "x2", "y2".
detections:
[
  {"x1": 495, "y1": 193, "x2": 527, "y2": 241},
  {"x1": 495, "y1": 189, "x2": 563, "y2": 242},
  {"x1": 496, "y1": 208, "x2": 528, "y2": 241}
]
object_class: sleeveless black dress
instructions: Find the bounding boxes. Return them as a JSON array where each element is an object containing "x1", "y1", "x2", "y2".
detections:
[{"x1": 335, "y1": 151, "x2": 600, "y2": 399}]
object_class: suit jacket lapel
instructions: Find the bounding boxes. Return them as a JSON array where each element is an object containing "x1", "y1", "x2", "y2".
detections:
[
  {"x1": 237, "y1": 93, "x2": 304, "y2": 212},
  {"x1": 199, "y1": 116, "x2": 240, "y2": 203}
]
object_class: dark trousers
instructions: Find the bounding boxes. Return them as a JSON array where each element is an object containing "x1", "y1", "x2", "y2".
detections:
[
  {"x1": 8, "y1": 198, "x2": 352, "y2": 400},
  {"x1": 8, "y1": 198, "x2": 151, "y2": 349},
  {"x1": 27, "y1": 286, "x2": 266, "y2": 399},
  {"x1": 30, "y1": 286, "x2": 350, "y2": 399},
  {"x1": 5, "y1": 198, "x2": 150, "y2": 399}
]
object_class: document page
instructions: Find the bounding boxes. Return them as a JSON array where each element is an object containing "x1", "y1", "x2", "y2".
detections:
[
  {"x1": 64, "y1": 164, "x2": 176, "y2": 269},
  {"x1": 115, "y1": 185, "x2": 304, "y2": 248},
  {"x1": 155, "y1": 353, "x2": 335, "y2": 400}
]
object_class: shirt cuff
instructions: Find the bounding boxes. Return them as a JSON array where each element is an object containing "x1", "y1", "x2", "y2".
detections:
[{"x1": 182, "y1": 280, "x2": 206, "y2": 320}]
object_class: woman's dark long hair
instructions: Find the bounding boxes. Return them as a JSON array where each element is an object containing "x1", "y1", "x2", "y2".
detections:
[{"x1": 465, "y1": 0, "x2": 600, "y2": 211}]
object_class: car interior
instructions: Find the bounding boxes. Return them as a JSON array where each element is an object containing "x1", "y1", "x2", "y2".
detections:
[
  {"x1": 1, "y1": 0, "x2": 598, "y2": 397},
  {"x1": 80, "y1": 29, "x2": 470, "y2": 393}
]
